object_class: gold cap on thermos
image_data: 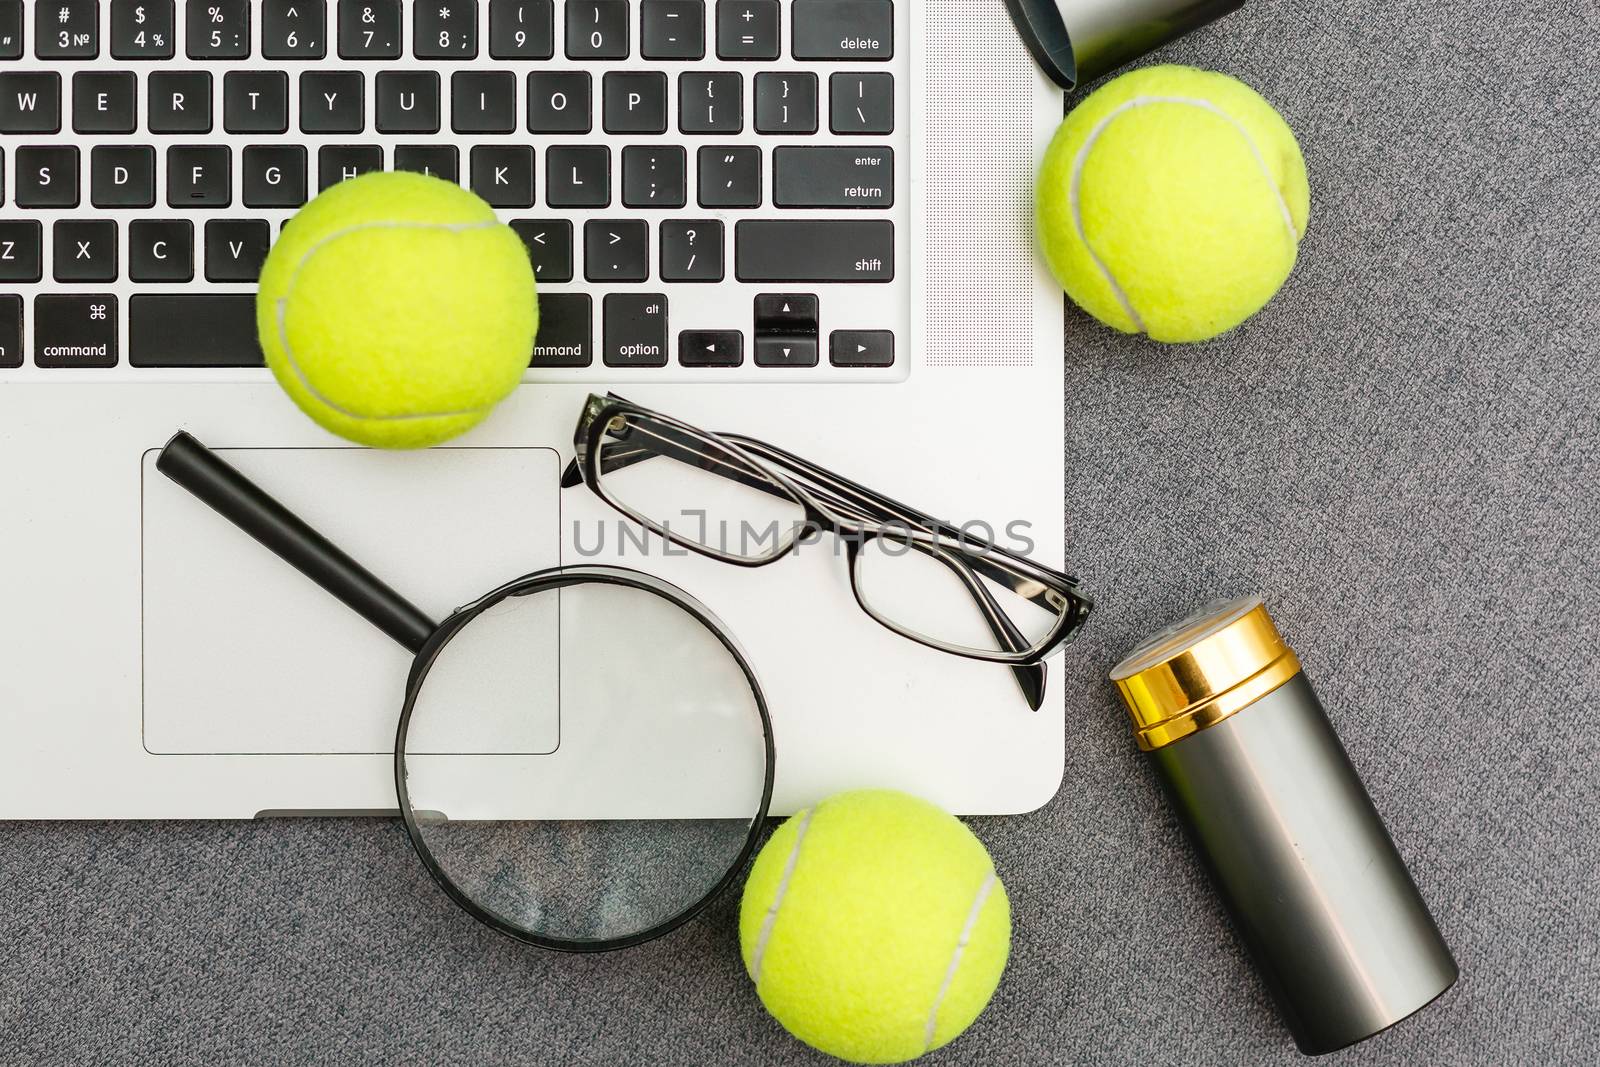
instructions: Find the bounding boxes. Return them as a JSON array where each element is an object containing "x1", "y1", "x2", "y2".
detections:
[{"x1": 1110, "y1": 597, "x2": 1302, "y2": 751}]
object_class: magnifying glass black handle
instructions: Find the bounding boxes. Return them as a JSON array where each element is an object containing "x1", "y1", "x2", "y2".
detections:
[{"x1": 156, "y1": 431, "x2": 438, "y2": 655}]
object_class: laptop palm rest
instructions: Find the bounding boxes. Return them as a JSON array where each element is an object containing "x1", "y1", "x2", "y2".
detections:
[{"x1": 140, "y1": 445, "x2": 562, "y2": 756}]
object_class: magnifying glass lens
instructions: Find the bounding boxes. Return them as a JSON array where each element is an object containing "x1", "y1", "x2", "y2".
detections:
[{"x1": 399, "y1": 577, "x2": 770, "y2": 948}]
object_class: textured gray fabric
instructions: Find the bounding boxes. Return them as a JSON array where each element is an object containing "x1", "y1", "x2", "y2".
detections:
[{"x1": 3, "y1": 0, "x2": 1597, "y2": 1062}]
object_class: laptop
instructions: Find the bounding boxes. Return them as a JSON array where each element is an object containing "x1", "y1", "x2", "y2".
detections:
[{"x1": 0, "y1": 0, "x2": 1066, "y2": 817}]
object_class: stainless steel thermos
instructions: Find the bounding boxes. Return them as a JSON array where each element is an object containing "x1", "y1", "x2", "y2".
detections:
[{"x1": 1111, "y1": 598, "x2": 1458, "y2": 1055}]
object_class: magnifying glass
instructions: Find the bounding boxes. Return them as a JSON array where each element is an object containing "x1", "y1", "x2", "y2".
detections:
[{"x1": 157, "y1": 432, "x2": 775, "y2": 952}]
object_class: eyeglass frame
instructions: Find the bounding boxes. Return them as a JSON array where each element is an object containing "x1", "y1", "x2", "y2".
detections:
[{"x1": 562, "y1": 393, "x2": 1094, "y2": 693}]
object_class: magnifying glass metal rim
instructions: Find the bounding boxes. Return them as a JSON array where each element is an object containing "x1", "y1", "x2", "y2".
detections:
[{"x1": 394, "y1": 564, "x2": 777, "y2": 954}]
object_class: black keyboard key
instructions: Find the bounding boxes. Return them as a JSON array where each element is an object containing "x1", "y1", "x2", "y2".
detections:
[
  {"x1": 263, "y1": 0, "x2": 327, "y2": 58},
  {"x1": 641, "y1": 0, "x2": 704, "y2": 59},
  {"x1": 0, "y1": 294, "x2": 19, "y2": 369},
  {"x1": 531, "y1": 292, "x2": 592, "y2": 367},
  {"x1": 566, "y1": 0, "x2": 628, "y2": 59},
  {"x1": 167, "y1": 145, "x2": 230, "y2": 207},
  {"x1": 0, "y1": 72, "x2": 61, "y2": 134},
  {"x1": 243, "y1": 145, "x2": 308, "y2": 208},
  {"x1": 395, "y1": 144, "x2": 459, "y2": 181},
  {"x1": 111, "y1": 0, "x2": 176, "y2": 60},
  {"x1": 300, "y1": 71, "x2": 364, "y2": 132},
  {"x1": 715, "y1": 0, "x2": 778, "y2": 59},
  {"x1": 602, "y1": 72, "x2": 667, "y2": 133},
  {"x1": 34, "y1": 295, "x2": 116, "y2": 369},
  {"x1": 678, "y1": 72, "x2": 740, "y2": 133},
  {"x1": 53, "y1": 220, "x2": 118, "y2": 283},
  {"x1": 188, "y1": 0, "x2": 251, "y2": 59},
  {"x1": 129, "y1": 219, "x2": 194, "y2": 282},
  {"x1": 584, "y1": 220, "x2": 648, "y2": 281},
  {"x1": 527, "y1": 72, "x2": 591, "y2": 133},
  {"x1": 90, "y1": 145, "x2": 156, "y2": 208},
  {"x1": 131, "y1": 294, "x2": 264, "y2": 367},
  {"x1": 224, "y1": 71, "x2": 289, "y2": 134},
  {"x1": 792, "y1": 0, "x2": 891, "y2": 59},
  {"x1": 736, "y1": 220, "x2": 893, "y2": 281},
  {"x1": 470, "y1": 145, "x2": 535, "y2": 207},
  {"x1": 35, "y1": 0, "x2": 98, "y2": 60},
  {"x1": 754, "y1": 71, "x2": 817, "y2": 134},
  {"x1": 621, "y1": 145, "x2": 685, "y2": 208},
  {"x1": 453, "y1": 71, "x2": 517, "y2": 134},
  {"x1": 660, "y1": 219, "x2": 723, "y2": 281},
  {"x1": 15, "y1": 146, "x2": 78, "y2": 208},
  {"x1": 72, "y1": 72, "x2": 137, "y2": 134},
  {"x1": 0, "y1": 220, "x2": 42, "y2": 282},
  {"x1": 754, "y1": 291, "x2": 817, "y2": 333},
  {"x1": 490, "y1": 0, "x2": 554, "y2": 58},
  {"x1": 205, "y1": 220, "x2": 271, "y2": 282},
  {"x1": 545, "y1": 145, "x2": 609, "y2": 207},
  {"x1": 753, "y1": 293, "x2": 819, "y2": 367},
  {"x1": 202, "y1": 221, "x2": 269, "y2": 284},
  {"x1": 773, "y1": 145, "x2": 892, "y2": 207},
  {"x1": 375, "y1": 71, "x2": 440, "y2": 134},
  {"x1": 604, "y1": 294, "x2": 668, "y2": 367},
  {"x1": 0, "y1": 2, "x2": 20, "y2": 61},
  {"x1": 416, "y1": 0, "x2": 478, "y2": 58},
  {"x1": 830, "y1": 329, "x2": 893, "y2": 366},
  {"x1": 339, "y1": 0, "x2": 401, "y2": 58},
  {"x1": 148, "y1": 71, "x2": 211, "y2": 133},
  {"x1": 830, "y1": 72, "x2": 893, "y2": 134},
  {"x1": 696, "y1": 145, "x2": 760, "y2": 207},
  {"x1": 318, "y1": 144, "x2": 382, "y2": 190},
  {"x1": 678, "y1": 330, "x2": 741, "y2": 367},
  {"x1": 510, "y1": 219, "x2": 573, "y2": 282}
]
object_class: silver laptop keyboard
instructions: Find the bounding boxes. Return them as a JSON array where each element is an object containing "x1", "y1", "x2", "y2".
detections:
[{"x1": 0, "y1": 0, "x2": 908, "y2": 379}]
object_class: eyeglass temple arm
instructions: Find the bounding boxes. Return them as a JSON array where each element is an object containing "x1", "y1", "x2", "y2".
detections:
[{"x1": 911, "y1": 540, "x2": 1048, "y2": 710}]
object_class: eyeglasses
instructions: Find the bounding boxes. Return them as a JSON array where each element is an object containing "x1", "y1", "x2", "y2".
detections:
[{"x1": 561, "y1": 394, "x2": 1094, "y2": 709}]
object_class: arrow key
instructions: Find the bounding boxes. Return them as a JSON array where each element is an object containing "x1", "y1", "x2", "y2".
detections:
[
  {"x1": 830, "y1": 329, "x2": 894, "y2": 367},
  {"x1": 754, "y1": 336, "x2": 818, "y2": 367},
  {"x1": 679, "y1": 330, "x2": 743, "y2": 367}
]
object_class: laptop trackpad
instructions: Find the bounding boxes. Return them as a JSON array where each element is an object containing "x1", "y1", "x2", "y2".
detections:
[{"x1": 141, "y1": 446, "x2": 562, "y2": 755}]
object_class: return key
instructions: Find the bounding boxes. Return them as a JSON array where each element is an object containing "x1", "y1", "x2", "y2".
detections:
[{"x1": 773, "y1": 147, "x2": 894, "y2": 208}]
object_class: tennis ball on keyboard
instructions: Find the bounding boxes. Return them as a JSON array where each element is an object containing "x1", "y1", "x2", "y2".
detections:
[
  {"x1": 257, "y1": 171, "x2": 536, "y2": 449},
  {"x1": 1036, "y1": 65, "x2": 1310, "y2": 343},
  {"x1": 739, "y1": 790, "x2": 1010, "y2": 1064}
]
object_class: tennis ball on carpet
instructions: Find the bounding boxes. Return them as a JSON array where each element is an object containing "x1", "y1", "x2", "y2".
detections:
[
  {"x1": 257, "y1": 171, "x2": 537, "y2": 449},
  {"x1": 739, "y1": 789, "x2": 1010, "y2": 1064},
  {"x1": 1037, "y1": 64, "x2": 1310, "y2": 343}
]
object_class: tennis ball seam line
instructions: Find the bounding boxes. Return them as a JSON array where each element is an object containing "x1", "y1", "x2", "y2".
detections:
[
  {"x1": 1068, "y1": 95, "x2": 1300, "y2": 335},
  {"x1": 748, "y1": 805, "x2": 814, "y2": 986},
  {"x1": 275, "y1": 219, "x2": 508, "y2": 423},
  {"x1": 922, "y1": 870, "x2": 999, "y2": 1053}
]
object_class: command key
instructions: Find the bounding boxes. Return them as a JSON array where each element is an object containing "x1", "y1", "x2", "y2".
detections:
[{"x1": 35, "y1": 294, "x2": 117, "y2": 368}]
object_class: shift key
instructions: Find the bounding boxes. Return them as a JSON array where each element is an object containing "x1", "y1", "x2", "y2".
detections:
[
  {"x1": 736, "y1": 221, "x2": 893, "y2": 282},
  {"x1": 35, "y1": 295, "x2": 117, "y2": 368}
]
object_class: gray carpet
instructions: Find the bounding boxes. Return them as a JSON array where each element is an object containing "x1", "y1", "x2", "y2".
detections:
[{"x1": 3, "y1": 0, "x2": 1597, "y2": 1062}]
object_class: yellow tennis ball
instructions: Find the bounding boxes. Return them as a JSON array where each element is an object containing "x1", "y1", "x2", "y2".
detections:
[
  {"x1": 739, "y1": 790, "x2": 1011, "y2": 1065},
  {"x1": 257, "y1": 171, "x2": 537, "y2": 449},
  {"x1": 1037, "y1": 65, "x2": 1310, "y2": 343}
]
